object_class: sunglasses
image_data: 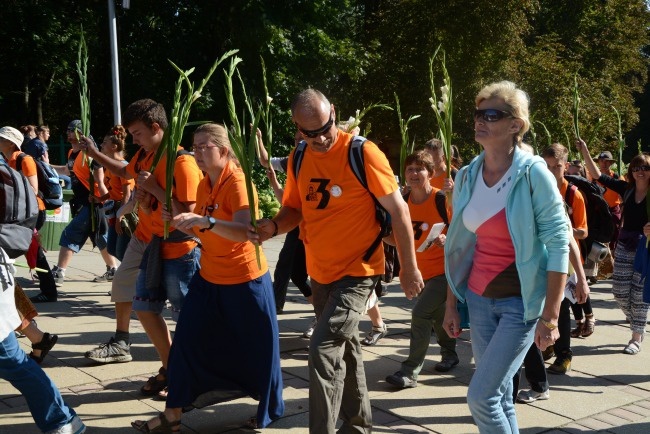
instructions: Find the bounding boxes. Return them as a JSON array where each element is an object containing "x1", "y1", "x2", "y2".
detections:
[
  {"x1": 474, "y1": 108, "x2": 513, "y2": 122},
  {"x1": 630, "y1": 165, "x2": 650, "y2": 173},
  {"x1": 296, "y1": 112, "x2": 334, "y2": 138}
]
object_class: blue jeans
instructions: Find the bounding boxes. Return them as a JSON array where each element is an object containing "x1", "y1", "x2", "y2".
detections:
[
  {"x1": 106, "y1": 224, "x2": 130, "y2": 261},
  {"x1": 133, "y1": 248, "x2": 200, "y2": 321},
  {"x1": 0, "y1": 331, "x2": 77, "y2": 432},
  {"x1": 59, "y1": 204, "x2": 108, "y2": 252},
  {"x1": 465, "y1": 290, "x2": 536, "y2": 434}
]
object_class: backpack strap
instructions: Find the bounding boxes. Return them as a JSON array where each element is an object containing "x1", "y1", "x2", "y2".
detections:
[
  {"x1": 348, "y1": 136, "x2": 388, "y2": 262},
  {"x1": 15, "y1": 153, "x2": 26, "y2": 174},
  {"x1": 434, "y1": 190, "x2": 449, "y2": 226},
  {"x1": 348, "y1": 136, "x2": 368, "y2": 187},
  {"x1": 291, "y1": 140, "x2": 308, "y2": 179},
  {"x1": 564, "y1": 182, "x2": 578, "y2": 227}
]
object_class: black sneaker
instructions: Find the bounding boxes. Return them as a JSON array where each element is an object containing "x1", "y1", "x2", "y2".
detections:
[
  {"x1": 93, "y1": 267, "x2": 116, "y2": 283},
  {"x1": 385, "y1": 371, "x2": 417, "y2": 388},
  {"x1": 85, "y1": 337, "x2": 132, "y2": 364}
]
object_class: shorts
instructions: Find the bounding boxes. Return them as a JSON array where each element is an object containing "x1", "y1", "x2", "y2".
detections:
[
  {"x1": 110, "y1": 236, "x2": 148, "y2": 303},
  {"x1": 132, "y1": 247, "x2": 200, "y2": 321},
  {"x1": 58, "y1": 204, "x2": 108, "y2": 253}
]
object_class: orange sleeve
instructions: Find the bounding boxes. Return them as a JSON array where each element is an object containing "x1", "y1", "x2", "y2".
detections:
[
  {"x1": 172, "y1": 154, "x2": 202, "y2": 203},
  {"x1": 19, "y1": 154, "x2": 38, "y2": 178},
  {"x1": 362, "y1": 141, "x2": 399, "y2": 199},
  {"x1": 571, "y1": 189, "x2": 588, "y2": 231}
]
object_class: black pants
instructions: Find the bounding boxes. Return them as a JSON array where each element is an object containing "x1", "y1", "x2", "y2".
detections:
[
  {"x1": 35, "y1": 211, "x2": 57, "y2": 299},
  {"x1": 513, "y1": 343, "x2": 548, "y2": 400},
  {"x1": 570, "y1": 295, "x2": 593, "y2": 320},
  {"x1": 555, "y1": 298, "x2": 572, "y2": 356},
  {"x1": 273, "y1": 227, "x2": 311, "y2": 312}
]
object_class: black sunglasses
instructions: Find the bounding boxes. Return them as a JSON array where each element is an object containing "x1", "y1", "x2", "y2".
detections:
[
  {"x1": 630, "y1": 165, "x2": 650, "y2": 173},
  {"x1": 474, "y1": 108, "x2": 513, "y2": 122},
  {"x1": 296, "y1": 112, "x2": 334, "y2": 138}
]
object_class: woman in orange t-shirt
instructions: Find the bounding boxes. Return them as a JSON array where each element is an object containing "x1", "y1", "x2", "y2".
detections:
[
  {"x1": 100, "y1": 125, "x2": 134, "y2": 263},
  {"x1": 131, "y1": 123, "x2": 283, "y2": 433},
  {"x1": 384, "y1": 150, "x2": 459, "y2": 388}
]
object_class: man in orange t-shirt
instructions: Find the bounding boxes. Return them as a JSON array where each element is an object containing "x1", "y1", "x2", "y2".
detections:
[
  {"x1": 250, "y1": 89, "x2": 423, "y2": 433},
  {"x1": 80, "y1": 100, "x2": 201, "y2": 390}
]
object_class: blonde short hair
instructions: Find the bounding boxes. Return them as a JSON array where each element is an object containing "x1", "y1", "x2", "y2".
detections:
[{"x1": 475, "y1": 81, "x2": 530, "y2": 145}]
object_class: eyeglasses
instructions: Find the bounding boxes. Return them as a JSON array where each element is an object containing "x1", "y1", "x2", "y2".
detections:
[
  {"x1": 296, "y1": 112, "x2": 334, "y2": 138},
  {"x1": 474, "y1": 108, "x2": 513, "y2": 122},
  {"x1": 630, "y1": 165, "x2": 650, "y2": 173},
  {"x1": 192, "y1": 144, "x2": 218, "y2": 152}
]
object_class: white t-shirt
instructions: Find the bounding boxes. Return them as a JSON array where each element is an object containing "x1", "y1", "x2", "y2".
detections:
[{"x1": 0, "y1": 254, "x2": 20, "y2": 342}]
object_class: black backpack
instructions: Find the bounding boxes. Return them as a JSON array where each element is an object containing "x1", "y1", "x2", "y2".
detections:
[
  {"x1": 292, "y1": 136, "x2": 392, "y2": 262},
  {"x1": 0, "y1": 158, "x2": 39, "y2": 258},
  {"x1": 16, "y1": 152, "x2": 63, "y2": 210},
  {"x1": 564, "y1": 174, "x2": 616, "y2": 246}
]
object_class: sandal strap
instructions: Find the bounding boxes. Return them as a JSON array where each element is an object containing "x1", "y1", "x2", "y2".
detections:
[{"x1": 32, "y1": 333, "x2": 54, "y2": 350}]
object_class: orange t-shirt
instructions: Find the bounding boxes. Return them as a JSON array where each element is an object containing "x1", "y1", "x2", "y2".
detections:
[
  {"x1": 598, "y1": 170, "x2": 623, "y2": 208},
  {"x1": 193, "y1": 160, "x2": 268, "y2": 284},
  {"x1": 125, "y1": 147, "x2": 203, "y2": 259},
  {"x1": 561, "y1": 178, "x2": 588, "y2": 239},
  {"x1": 104, "y1": 160, "x2": 134, "y2": 202},
  {"x1": 283, "y1": 131, "x2": 398, "y2": 284},
  {"x1": 70, "y1": 149, "x2": 102, "y2": 197},
  {"x1": 407, "y1": 189, "x2": 447, "y2": 280},
  {"x1": 7, "y1": 150, "x2": 44, "y2": 211}
]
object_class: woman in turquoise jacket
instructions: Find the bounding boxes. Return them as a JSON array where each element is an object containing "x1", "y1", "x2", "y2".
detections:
[{"x1": 442, "y1": 81, "x2": 570, "y2": 434}]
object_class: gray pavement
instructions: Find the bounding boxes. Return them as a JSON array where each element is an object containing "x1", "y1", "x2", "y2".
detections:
[{"x1": 1, "y1": 236, "x2": 650, "y2": 433}]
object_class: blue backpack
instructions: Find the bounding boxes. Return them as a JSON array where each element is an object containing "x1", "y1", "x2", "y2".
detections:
[{"x1": 17, "y1": 152, "x2": 63, "y2": 210}]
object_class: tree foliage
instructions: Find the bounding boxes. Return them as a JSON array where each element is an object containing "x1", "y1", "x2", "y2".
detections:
[{"x1": 0, "y1": 0, "x2": 648, "y2": 168}]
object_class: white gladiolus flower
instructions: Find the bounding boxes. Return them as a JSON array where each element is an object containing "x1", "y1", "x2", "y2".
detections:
[
  {"x1": 440, "y1": 85, "x2": 449, "y2": 96},
  {"x1": 429, "y1": 97, "x2": 435, "y2": 104},
  {"x1": 441, "y1": 93, "x2": 449, "y2": 105},
  {"x1": 266, "y1": 96, "x2": 273, "y2": 105},
  {"x1": 438, "y1": 101, "x2": 445, "y2": 113}
]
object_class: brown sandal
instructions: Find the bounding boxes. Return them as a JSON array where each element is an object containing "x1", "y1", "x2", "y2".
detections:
[
  {"x1": 141, "y1": 367, "x2": 167, "y2": 396},
  {"x1": 131, "y1": 412, "x2": 180, "y2": 433},
  {"x1": 570, "y1": 321, "x2": 584, "y2": 338},
  {"x1": 581, "y1": 315, "x2": 595, "y2": 337}
]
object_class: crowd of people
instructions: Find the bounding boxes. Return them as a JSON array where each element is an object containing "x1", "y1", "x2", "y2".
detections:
[{"x1": 0, "y1": 81, "x2": 648, "y2": 434}]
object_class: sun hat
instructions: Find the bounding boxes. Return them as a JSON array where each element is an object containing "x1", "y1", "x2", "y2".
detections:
[{"x1": 0, "y1": 126, "x2": 25, "y2": 148}]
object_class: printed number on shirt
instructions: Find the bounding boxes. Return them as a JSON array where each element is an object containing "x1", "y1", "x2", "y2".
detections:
[
  {"x1": 412, "y1": 221, "x2": 425, "y2": 240},
  {"x1": 306, "y1": 178, "x2": 331, "y2": 209}
]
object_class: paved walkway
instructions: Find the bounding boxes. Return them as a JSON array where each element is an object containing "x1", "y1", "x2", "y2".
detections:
[{"x1": 1, "y1": 236, "x2": 650, "y2": 433}]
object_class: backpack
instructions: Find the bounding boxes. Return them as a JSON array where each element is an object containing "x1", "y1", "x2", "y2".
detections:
[
  {"x1": 564, "y1": 174, "x2": 616, "y2": 246},
  {"x1": 292, "y1": 136, "x2": 392, "y2": 262},
  {"x1": 16, "y1": 153, "x2": 63, "y2": 210},
  {"x1": 0, "y1": 158, "x2": 39, "y2": 258}
]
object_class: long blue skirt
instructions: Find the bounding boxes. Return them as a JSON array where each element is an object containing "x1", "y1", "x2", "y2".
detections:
[{"x1": 166, "y1": 271, "x2": 284, "y2": 428}]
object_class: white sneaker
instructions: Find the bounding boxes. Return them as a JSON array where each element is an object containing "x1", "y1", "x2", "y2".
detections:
[
  {"x1": 303, "y1": 317, "x2": 317, "y2": 338},
  {"x1": 516, "y1": 389, "x2": 550, "y2": 404},
  {"x1": 45, "y1": 415, "x2": 86, "y2": 434}
]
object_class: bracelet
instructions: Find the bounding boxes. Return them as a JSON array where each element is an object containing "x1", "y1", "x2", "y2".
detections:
[
  {"x1": 539, "y1": 318, "x2": 557, "y2": 330},
  {"x1": 270, "y1": 219, "x2": 279, "y2": 237}
]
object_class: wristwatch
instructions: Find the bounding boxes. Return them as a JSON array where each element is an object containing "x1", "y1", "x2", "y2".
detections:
[{"x1": 200, "y1": 216, "x2": 216, "y2": 232}]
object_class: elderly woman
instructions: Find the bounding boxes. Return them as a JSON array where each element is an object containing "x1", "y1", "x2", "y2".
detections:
[
  {"x1": 131, "y1": 123, "x2": 283, "y2": 433},
  {"x1": 443, "y1": 81, "x2": 570, "y2": 433},
  {"x1": 577, "y1": 139, "x2": 650, "y2": 354}
]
